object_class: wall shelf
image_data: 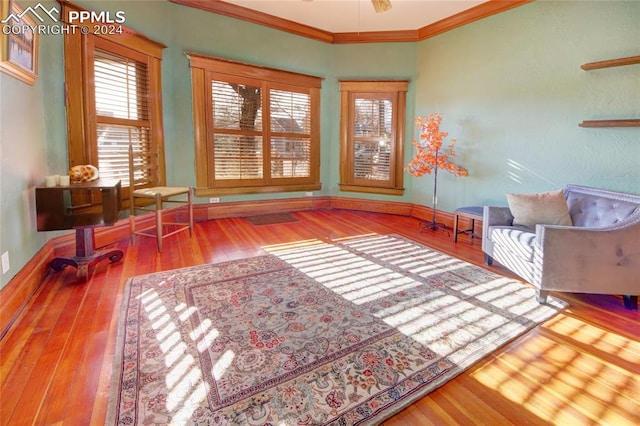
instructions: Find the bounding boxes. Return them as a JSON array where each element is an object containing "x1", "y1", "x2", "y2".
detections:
[
  {"x1": 580, "y1": 55, "x2": 639, "y2": 127},
  {"x1": 581, "y1": 55, "x2": 640, "y2": 70},
  {"x1": 579, "y1": 119, "x2": 640, "y2": 128}
]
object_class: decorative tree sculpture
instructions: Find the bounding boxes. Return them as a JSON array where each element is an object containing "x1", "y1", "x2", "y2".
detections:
[{"x1": 406, "y1": 113, "x2": 468, "y2": 232}]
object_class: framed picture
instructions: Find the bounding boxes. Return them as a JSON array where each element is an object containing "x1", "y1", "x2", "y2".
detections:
[{"x1": 1, "y1": 0, "x2": 39, "y2": 85}]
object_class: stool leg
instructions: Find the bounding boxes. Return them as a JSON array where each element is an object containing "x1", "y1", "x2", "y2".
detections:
[
  {"x1": 188, "y1": 187, "x2": 194, "y2": 237},
  {"x1": 129, "y1": 214, "x2": 136, "y2": 245},
  {"x1": 156, "y1": 194, "x2": 163, "y2": 252},
  {"x1": 470, "y1": 218, "x2": 475, "y2": 239}
]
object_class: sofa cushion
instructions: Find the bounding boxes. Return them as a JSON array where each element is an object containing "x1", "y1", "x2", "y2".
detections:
[
  {"x1": 506, "y1": 189, "x2": 573, "y2": 228},
  {"x1": 489, "y1": 226, "x2": 536, "y2": 262},
  {"x1": 566, "y1": 193, "x2": 640, "y2": 228}
]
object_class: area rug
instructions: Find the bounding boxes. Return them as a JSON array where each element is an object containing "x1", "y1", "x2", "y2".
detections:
[
  {"x1": 106, "y1": 234, "x2": 566, "y2": 425},
  {"x1": 245, "y1": 212, "x2": 298, "y2": 226}
]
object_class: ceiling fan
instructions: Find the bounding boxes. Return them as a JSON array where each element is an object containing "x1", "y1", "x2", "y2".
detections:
[
  {"x1": 304, "y1": 0, "x2": 392, "y2": 14},
  {"x1": 371, "y1": 0, "x2": 392, "y2": 13}
]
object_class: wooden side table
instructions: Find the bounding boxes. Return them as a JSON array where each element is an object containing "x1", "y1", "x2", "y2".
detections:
[
  {"x1": 35, "y1": 179, "x2": 124, "y2": 280},
  {"x1": 453, "y1": 206, "x2": 483, "y2": 243}
]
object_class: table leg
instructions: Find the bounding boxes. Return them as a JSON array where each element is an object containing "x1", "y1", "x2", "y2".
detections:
[
  {"x1": 453, "y1": 214, "x2": 460, "y2": 242},
  {"x1": 49, "y1": 228, "x2": 123, "y2": 281}
]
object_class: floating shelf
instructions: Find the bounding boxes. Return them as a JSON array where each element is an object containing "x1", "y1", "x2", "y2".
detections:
[
  {"x1": 581, "y1": 55, "x2": 640, "y2": 70},
  {"x1": 579, "y1": 119, "x2": 640, "y2": 128},
  {"x1": 580, "y1": 55, "x2": 639, "y2": 127}
]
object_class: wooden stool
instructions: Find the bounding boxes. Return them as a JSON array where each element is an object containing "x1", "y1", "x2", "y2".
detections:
[
  {"x1": 453, "y1": 206, "x2": 483, "y2": 242},
  {"x1": 129, "y1": 186, "x2": 194, "y2": 252}
]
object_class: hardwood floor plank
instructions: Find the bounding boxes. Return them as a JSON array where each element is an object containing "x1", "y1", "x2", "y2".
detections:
[
  {"x1": 1, "y1": 268, "x2": 81, "y2": 425},
  {"x1": 1, "y1": 209, "x2": 638, "y2": 425},
  {"x1": 495, "y1": 338, "x2": 639, "y2": 424},
  {"x1": 470, "y1": 352, "x2": 595, "y2": 424},
  {"x1": 541, "y1": 314, "x2": 640, "y2": 375},
  {"x1": 35, "y1": 270, "x2": 107, "y2": 424},
  {"x1": 41, "y1": 255, "x2": 125, "y2": 424},
  {"x1": 454, "y1": 372, "x2": 552, "y2": 425},
  {"x1": 436, "y1": 380, "x2": 511, "y2": 424}
]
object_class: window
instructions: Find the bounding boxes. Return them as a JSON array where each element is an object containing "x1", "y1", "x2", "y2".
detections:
[
  {"x1": 339, "y1": 81, "x2": 408, "y2": 195},
  {"x1": 188, "y1": 53, "x2": 322, "y2": 195},
  {"x1": 93, "y1": 43, "x2": 152, "y2": 186},
  {"x1": 61, "y1": 2, "x2": 165, "y2": 203}
]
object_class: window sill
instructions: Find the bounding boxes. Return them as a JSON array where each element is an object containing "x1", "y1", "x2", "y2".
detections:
[{"x1": 196, "y1": 183, "x2": 322, "y2": 197}]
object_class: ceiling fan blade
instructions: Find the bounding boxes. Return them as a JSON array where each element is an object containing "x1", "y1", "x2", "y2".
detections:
[{"x1": 371, "y1": 0, "x2": 392, "y2": 13}]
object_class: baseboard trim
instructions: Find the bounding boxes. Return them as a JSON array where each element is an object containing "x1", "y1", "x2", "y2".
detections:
[
  {"x1": 0, "y1": 196, "x2": 477, "y2": 339},
  {"x1": 0, "y1": 242, "x2": 54, "y2": 340},
  {"x1": 202, "y1": 196, "x2": 332, "y2": 219}
]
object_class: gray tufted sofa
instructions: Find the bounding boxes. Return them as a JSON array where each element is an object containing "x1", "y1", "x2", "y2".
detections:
[{"x1": 482, "y1": 184, "x2": 640, "y2": 309}]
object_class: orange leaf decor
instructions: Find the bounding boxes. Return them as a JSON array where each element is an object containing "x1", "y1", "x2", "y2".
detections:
[
  {"x1": 405, "y1": 113, "x2": 468, "y2": 178},
  {"x1": 406, "y1": 113, "x2": 468, "y2": 232}
]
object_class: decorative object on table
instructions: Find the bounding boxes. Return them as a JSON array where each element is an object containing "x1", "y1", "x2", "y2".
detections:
[
  {"x1": 44, "y1": 175, "x2": 58, "y2": 187},
  {"x1": 44, "y1": 174, "x2": 71, "y2": 187},
  {"x1": 106, "y1": 234, "x2": 566, "y2": 425},
  {"x1": 0, "y1": 0, "x2": 39, "y2": 85},
  {"x1": 58, "y1": 174, "x2": 70, "y2": 186},
  {"x1": 406, "y1": 113, "x2": 468, "y2": 232},
  {"x1": 68, "y1": 164, "x2": 99, "y2": 183}
]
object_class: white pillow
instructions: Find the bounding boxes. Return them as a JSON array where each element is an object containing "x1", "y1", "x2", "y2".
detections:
[{"x1": 506, "y1": 189, "x2": 573, "y2": 228}]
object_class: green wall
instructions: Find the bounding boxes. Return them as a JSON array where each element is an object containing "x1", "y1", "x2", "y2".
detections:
[
  {"x1": 413, "y1": 0, "x2": 640, "y2": 212},
  {"x1": 1, "y1": 0, "x2": 638, "y2": 289},
  {"x1": 0, "y1": 1, "x2": 63, "y2": 289}
]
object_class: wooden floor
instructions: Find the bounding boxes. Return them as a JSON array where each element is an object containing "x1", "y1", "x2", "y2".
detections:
[{"x1": 1, "y1": 209, "x2": 639, "y2": 425}]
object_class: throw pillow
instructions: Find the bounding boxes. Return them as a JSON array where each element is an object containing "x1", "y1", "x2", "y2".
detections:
[{"x1": 506, "y1": 189, "x2": 573, "y2": 228}]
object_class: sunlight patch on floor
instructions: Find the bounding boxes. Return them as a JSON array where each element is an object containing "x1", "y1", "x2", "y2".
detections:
[
  {"x1": 471, "y1": 313, "x2": 640, "y2": 424},
  {"x1": 263, "y1": 234, "x2": 556, "y2": 362},
  {"x1": 138, "y1": 288, "x2": 232, "y2": 425}
]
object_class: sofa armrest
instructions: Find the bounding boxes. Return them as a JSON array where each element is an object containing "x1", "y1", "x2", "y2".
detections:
[
  {"x1": 535, "y1": 221, "x2": 640, "y2": 295},
  {"x1": 483, "y1": 206, "x2": 513, "y2": 227}
]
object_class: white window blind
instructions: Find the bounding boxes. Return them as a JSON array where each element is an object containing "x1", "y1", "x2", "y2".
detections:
[
  {"x1": 212, "y1": 80, "x2": 263, "y2": 180},
  {"x1": 94, "y1": 49, "x2": 152, "y2": 187},
  {"x1": 353, "y1": 98, "x2": 392, "y2": 181},
  {"x1": 270, "y1": 89, "x2": 310, "y2": 179},
  {"x1": 211, "y1": 81, "x2": 312, "y2": 182}
]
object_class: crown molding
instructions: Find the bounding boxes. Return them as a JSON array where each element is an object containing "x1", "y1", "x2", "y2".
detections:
[
  {"x1": 417, "y1": 0, "x2": 533, "y2": 41},
  {"x1": 170, "y1": 0, "x2": 334, "y2": 43},
  {"x1": 170, "y1": 0, "x2": 533, "y2": 44}
]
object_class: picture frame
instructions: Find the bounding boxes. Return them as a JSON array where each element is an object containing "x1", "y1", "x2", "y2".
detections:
[{"x1": 1, "y1": 0, "x2": 39, "y2": 85}]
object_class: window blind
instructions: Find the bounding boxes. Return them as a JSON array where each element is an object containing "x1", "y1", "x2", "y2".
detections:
[
  {"x1": 353, "y1": 98, "x2": 392, "y2": 181},
  {"x1": 94, "y1": 49, "x2": 152, "y2": 187},
  {"x1": 270, "y1": 89, "x2": 311, "y2": 179},
  {"x1": 211, "y1": 81, "x2": 312, "y2": 182},
  {"x1": 212, "y1": 80, "x2": 263, "y2": 180}
]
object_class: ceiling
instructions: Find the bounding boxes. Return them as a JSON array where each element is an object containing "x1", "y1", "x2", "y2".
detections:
[{"x1": 222, "y1": 0, "x2": 488, "y2": 33}]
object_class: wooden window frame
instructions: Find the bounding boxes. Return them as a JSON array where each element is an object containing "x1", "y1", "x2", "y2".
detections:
[
  {"x1": 60, "y1": 1, "x2": 166, "y2": 204},
  {"x1": 187, "y1": 52, "x2": 322, "y2": 196},
  {"x1": 339, "y1": 80, "x2": 408, "y2": 196}
]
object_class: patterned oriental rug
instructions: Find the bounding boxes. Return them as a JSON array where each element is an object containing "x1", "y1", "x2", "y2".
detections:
[{"x1": 106, "y1": 234, "x2": 567, "y2": 425}]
